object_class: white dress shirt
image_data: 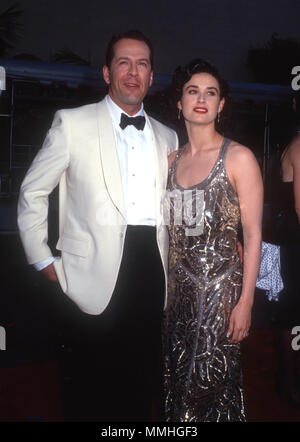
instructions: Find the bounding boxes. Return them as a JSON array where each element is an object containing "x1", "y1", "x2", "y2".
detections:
[
  {"x1": 106, "y1": 95, "x2": 156, "y2": 226},
  {"x1": 34, "y1": 95, "x2": 157, "y2": 271}
]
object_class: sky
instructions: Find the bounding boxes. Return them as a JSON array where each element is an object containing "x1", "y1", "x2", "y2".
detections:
[{"x1": 1, "y1": 0, "x2": 300, "y2": 82}]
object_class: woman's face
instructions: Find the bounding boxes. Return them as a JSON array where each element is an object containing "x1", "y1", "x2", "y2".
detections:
[{"x1": 178, "y1": 72, "x2": 224, "y2": 126}]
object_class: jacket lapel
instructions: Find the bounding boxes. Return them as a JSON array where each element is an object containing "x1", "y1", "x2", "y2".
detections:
[
  {"x1": 96, "y1": 100, "x2": 126, "y2": 221},
  {"x1": 145, "y1": 114, "x2": 168, "y2": 226}
]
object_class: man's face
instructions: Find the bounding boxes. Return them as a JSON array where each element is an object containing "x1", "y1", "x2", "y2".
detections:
[{"x1": 103, "y1": 38, "x2": 153, "y2": 115}]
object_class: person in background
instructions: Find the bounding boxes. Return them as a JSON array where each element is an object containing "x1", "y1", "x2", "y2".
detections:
[{"x1": 273, "y1": 90, "x2": 300, "y2": 407}]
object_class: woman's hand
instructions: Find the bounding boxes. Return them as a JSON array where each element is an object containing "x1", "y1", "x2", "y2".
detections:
[{"x1": 227, "y1": 300, "x2": 252, "y2": 344}]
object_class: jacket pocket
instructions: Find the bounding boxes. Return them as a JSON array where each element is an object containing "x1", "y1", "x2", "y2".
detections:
[{"x1": 56, "y1": 233, "x2": 90, "y2": 257}]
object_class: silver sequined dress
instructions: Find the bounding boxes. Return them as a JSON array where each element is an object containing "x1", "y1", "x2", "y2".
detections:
[{"x1": 163, "y1": 138, "x2": 246, "y2": 422}]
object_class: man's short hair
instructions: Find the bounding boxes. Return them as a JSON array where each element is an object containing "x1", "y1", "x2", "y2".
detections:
[{"x1": 105, "y1": 30, "x2": 154, "y2": 70}]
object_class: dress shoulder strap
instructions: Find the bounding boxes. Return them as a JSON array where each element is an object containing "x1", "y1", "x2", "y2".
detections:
[
  {"x1": 219, "y1": 137, "x2": 231, "y2": 162},
  {"x1": 169, "y1": 147, "x2": 184, "y2": 172}
]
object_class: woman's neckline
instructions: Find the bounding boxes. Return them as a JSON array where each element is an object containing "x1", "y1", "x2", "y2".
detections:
[{"x1": 174, "y1": 137, "x2": 227, "y2": 190}]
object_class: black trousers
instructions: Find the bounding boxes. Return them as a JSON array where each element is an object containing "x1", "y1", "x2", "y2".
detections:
[
  {"x1": 49, "y1": 225, "x2": 165, "y2": 421},
  {"x1": 273, "y1": 241, "x2": 300, "y2": 328}
]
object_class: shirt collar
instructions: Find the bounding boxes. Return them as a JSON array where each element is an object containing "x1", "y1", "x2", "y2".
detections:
[{"x1": 106, "y1": 94, "x2": 144, "y2": 128}]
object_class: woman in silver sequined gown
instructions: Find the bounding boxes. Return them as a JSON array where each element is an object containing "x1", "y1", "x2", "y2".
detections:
[{"x1": 163, "y1": 59, "x2": 263, "y2": 422}]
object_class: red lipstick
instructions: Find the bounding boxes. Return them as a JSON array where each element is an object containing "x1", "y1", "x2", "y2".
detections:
[{"x1": 193, "y1": 107, "x2": 208, "y2": 113}]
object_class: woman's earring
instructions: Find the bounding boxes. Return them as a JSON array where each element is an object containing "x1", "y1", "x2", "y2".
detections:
[
  {"x1": 217, "y1": 112, "x2": 220, "y2": 124},
  {"x1": 178, "y1": 109, "x2": 181, "y2": 120}
]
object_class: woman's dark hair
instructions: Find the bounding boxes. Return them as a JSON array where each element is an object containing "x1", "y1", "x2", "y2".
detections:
[
  {"x1": 172, "y1": 58, "x2": 229, "y2": 101},
  {"x1": 293, "y1": 89, "x2": 300, "y2": 121},
  {"x1": 105, "y1": 30, "x2": 154, "y2": 69}
]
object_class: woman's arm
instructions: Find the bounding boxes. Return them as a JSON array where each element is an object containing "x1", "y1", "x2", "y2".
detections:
[
  {"x1": 226, "y1": 144, "x2": 264, "y2": 343},
  {"x1": 291, "y1": 142, "x2": 300, "y2": 223}
]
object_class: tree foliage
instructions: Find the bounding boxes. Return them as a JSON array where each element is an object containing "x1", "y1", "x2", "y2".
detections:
[
  {"x1": 52, "y1": 49, "x2": 90, "y2": 66},
  {"x1": 247, "y1": 33, "x2": 300, "y2": 85},
  {"x1": 0, "y1": 2, "x2": 23, "y2": 57}
]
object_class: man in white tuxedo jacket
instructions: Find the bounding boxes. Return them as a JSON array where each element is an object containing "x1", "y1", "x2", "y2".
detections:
[{"x1": 17, "y1": 31, "x2": 178, "y2": 421}]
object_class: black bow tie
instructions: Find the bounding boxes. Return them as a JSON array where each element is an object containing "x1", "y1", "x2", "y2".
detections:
[{"x1": 119, "y1": 113, "x2": 146, "y2": 131}]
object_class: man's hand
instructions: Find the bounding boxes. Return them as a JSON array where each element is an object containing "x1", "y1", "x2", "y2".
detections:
[{"x1": 41, "y1": 263, "x2": 58, "y2": 282}]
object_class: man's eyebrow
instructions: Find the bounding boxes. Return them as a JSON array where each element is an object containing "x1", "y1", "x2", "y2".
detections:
[
  {"x1": 116, "y1": 56, "x2": 129, "y2": 61},
  {"x1": 115, "y1": 56, "x2": 150, "y2": 63}
]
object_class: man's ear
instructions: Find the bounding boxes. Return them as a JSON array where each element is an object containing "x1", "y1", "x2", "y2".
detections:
[
  {"x1": 149, "y1": 71, "x2": 153, "y2": 87},
  {"x1": 102, "y1": 65, "x2": 111, "y2": 85}
]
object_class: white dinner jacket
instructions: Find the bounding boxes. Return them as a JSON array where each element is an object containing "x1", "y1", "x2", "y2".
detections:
[{"x1": 17, "y1": 98, "x2": 178, "y2": 314}]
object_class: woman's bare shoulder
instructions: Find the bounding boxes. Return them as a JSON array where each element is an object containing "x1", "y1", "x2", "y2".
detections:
[
  {"x1": 289, "y1": 135, "x2": 300, "y2": 159},
  {"x1": 226, "y1": 140, "x2": 258, "y2": 165}
]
